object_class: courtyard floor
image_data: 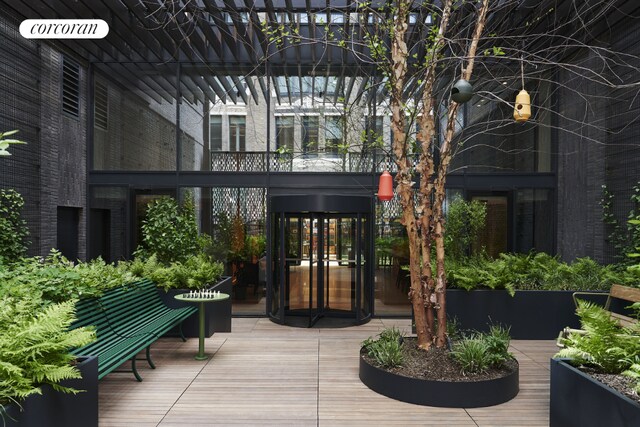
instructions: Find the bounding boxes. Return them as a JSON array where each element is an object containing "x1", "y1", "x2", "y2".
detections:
[{"x1": 99, "y1": 318, "x2": 557, "y2": 426}]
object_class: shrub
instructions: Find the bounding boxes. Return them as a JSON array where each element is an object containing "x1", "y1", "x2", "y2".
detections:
[
  {"x1": 445, "y1": 196, "x2": 486, "y2": 259},
  {"x1": 0, "y1": 297, "x2": 95, "y2": 409},
  {"x1": 451, "y1": 325, "x2": 514, "y2": 375},
  {"x1": 484, "y1": 324, "x2": 513, "y2": 368},
  {"x1": 446, "y1": 252, "x2": 635, "y2": 294},
  {"x1": 0, "y1": 189, "x2": 30, "y2": 261},
  {"x1": 362, "y1": 327, "x2": 405, "y2": 368},
  {"x1": 0, "y1": 250, "x2": 138, "y2": 304},
  {"x1": 450, "y1": 338, "x2": 491, "y2": 375},
  {"x1": 601, "y1": 183, "x2": 640, "y2": 264},
  {"x1": 120, "y1": 253, "x2": 224, "y2": 292},
  {"x1": 138, "y1": 197, "x2": 198, "y2": 264}
]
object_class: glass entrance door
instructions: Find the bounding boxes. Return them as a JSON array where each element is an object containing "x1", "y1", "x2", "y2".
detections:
[{"x1": 270, "y1": 212, "x2": 371, "y2": 327}]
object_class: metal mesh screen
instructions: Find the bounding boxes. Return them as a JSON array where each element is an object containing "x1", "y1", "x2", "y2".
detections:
[{"x1": 211, "y1": 187, "x2": 267, "y2": 233}]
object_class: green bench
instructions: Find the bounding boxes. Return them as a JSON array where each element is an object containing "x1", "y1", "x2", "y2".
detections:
[{"x1": 71, "y1": 279, "x2": 197, "y2": 381}]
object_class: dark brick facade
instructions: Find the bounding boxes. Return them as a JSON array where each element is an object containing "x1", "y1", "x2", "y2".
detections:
[{"x1": 0, "y1": 8, "x2": 86, "y2": 259}]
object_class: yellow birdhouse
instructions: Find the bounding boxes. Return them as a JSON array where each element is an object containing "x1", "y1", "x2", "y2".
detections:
[{"x1": 513, "y1": 89, "x2": 531, "y2": 122}]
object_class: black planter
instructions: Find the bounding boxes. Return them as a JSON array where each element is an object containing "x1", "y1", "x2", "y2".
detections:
[
  {"x1": 414, "y1": 289, "x2": 607, "y2": 339},
  {"x1": 2, "y1": 356, "x2": 98, "y2": 427},
  {"x1": 157, "y1": 276, "x2": 232, "y2": 337},
  {"x1": 550, "y1": 358, "x2": 640, "y2": 427},
  {"x1": 359, "y1": 353, "x2": 519, "y2": 407}
]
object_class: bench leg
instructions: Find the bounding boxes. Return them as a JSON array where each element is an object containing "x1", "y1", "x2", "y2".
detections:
[
  {"x1": 146, "y1": 346, "x2": 156, "y2": 369},
  {"x1": 179, "y1": 322, "x2": 187, "y2": 342},
  {"x1": 131, "y1": 356, "x2": 143, "y2": 382}
]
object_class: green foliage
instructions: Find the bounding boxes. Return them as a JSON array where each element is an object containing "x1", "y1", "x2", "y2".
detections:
[
  {"x1": 0, "y1": 297, "x2": 95, "y2": 407},
  {"x1": 445, "y1": 196, "x2": 487, "y2": 259},
  {"x1": 0, "y1": 129, "x2": 27, "y2": 156},
  {"x1": 622, "y1": 361, "x2": 640, "y2": 394},
  {"x1": 451, "y1": 325, "x2": 514, "y2": 375},
  {"x1": 0, "y1": 250, "x2": 138, "y2": 304},
  {"x1": 447, "y1": 252, "x2": 633, "y2": 295},
  {"x1": 120, "y1": 253, "x2": 224, "y2": 292},
  {"x1": 244, "y1": 234, "x2": 266, "y2": 259},
  {"x1": 450, "y1": 338, "x2": 491, "y2": 375},
  {"x1": 229, "y1": 215, "x2": 246, "y2": 261},
  {"x1": 362, "y1": 327, "x2": 405, "y2": 368},
  {"x1": 206, "y1": 213, "x2": 232, "y2": 263},
  {"x1": 0, "y1": 189, "x2": 30, "y2": 261},
  {"x1": 601, "y1": 184, "x2": 640, "y2": 264},
  {"x1": 138, "y1": 197, "x2": 198, "y2": 264},
  {"x1": 483, "y1": 324, "x2": 513, "y2": 368},
  {"x1": 556, "y1": 300, "x2": 640, "y2": 374}
]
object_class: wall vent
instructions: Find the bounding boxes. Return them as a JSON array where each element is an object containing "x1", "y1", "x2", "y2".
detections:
[{"x1": 62, "y1": 57, "x2": 80, "y2": 117}]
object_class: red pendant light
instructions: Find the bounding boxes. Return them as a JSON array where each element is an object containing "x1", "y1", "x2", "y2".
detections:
[{"x1": 378, "y1": 170, "x2": 393, "y2": 201}]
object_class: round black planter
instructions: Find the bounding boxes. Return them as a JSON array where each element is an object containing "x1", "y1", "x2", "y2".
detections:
[{"x1": 359, "y1": 354, "x2": 519, "y2": 407}]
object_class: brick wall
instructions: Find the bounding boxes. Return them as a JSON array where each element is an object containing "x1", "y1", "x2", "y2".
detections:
[{"x1": 0, "y1": 10, "x2": 87, "y2": 259}]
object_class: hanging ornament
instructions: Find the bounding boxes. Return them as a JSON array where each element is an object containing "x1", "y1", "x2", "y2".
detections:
[
  {"x1": 377, "y1": 171, "x2": 393, "y2": 201},
  {"x1": 451, "y1": 79, "x2": 473, "y2": 104},
  {"x1": 514, "y1": 58, "x2": 531, "y2": 122}
]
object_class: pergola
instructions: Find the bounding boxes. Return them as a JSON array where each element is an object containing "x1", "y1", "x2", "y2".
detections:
[{"x1": 9, "y1": 0, "x2": 633, "y2": 107}]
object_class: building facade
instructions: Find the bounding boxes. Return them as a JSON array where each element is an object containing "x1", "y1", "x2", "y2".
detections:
[{"x1": 1, "y1": 1, "x2": 639, "y2": 320}]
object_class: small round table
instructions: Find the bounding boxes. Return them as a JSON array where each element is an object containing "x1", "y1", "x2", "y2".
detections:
[{"x1": 174, "y1": 292, "x2": 230, "y2": 360}]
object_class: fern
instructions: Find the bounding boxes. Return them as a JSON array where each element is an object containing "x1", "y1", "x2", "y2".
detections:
[
  {"x1": 0, "y1": 297, "x2": 95, "y2": 406},
  {"x1": 555, "y1": 300, "x2": 640, "y2": 374}
]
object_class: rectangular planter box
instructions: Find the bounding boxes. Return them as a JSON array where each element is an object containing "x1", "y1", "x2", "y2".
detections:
[
  {"x1": 2, "y1": 356, "x2": 98, "y2": 427},
  {"x1": 550, "y1": 358, "x2": 640, "y2": 427},
  {"x1": 447, "y1": 289, "x2": 584, "y2": 339},
  {"x1": 413, "y1": 289, "x2": 608, "y2": 339},
  {"x1": 157, "y1": 276, "x2": 232, "y2": 338}
]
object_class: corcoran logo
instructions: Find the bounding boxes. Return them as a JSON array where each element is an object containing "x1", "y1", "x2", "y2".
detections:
[{"x1": 19, "y1": 19, "x2": 109, "y2": 39}]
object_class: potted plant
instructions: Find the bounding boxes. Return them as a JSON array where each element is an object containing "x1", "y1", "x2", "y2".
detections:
[
  {"x1": 122, "y1": 254, "x2": 230, "y2": 337},
  {"x1": 359, "y1": 325, "x2": 519, "y2": 407},
  {"x1": 0, "y1": 298, "x2": 97, "y2": 427},
  {"x1": 551, "y1": 300, "x2": 640, "y2": 426},
  {"x1": 132, "y1": 196, "x2": 232, "y2": 335}
]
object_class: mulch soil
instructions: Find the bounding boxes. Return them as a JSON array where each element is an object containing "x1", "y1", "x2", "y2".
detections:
[
  {"x1": 362, "y1": 337, "x2": 518, "y2": 382},
  {"x1": 581, "y1": 367, "x2": 640, "y2": 405}
]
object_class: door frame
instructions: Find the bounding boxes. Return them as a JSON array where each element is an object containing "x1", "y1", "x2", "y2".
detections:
[
  {"x1": 466, "y1": 190, "x2": 514, "y2": 254},
  {"x1": 268, "y1": 194, "x2": 373, "y2": 327}
]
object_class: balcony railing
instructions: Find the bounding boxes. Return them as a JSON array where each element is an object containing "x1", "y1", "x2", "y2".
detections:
[{"x1": 210, "y1": 151, "x2": 416, "y2": 173}]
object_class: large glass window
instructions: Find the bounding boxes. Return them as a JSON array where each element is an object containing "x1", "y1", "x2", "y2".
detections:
[
  {"x1": 276, "y1": 116, "x2": 294, "y2": 151},
  {"x1": 302, "y1": 116, "x2": 319, "y2": 156},
  {"x1": 229, "y1": 116, "x2": 246, "y2": 152},
  {"x1": 515, "y1": 189, "x2": 554, "y2": 253},
  {"x1": 210, "y1": 115, "x2": 222, "y2": 151},
  {"x1": 92, "y1": 64, "x2": 177, "y2": 171},
  {"x1": 325, "y1": 116, "x2": 343, "y2": 156},
  {"x1": 180, "y1": 97, "x2": 206, "y2": 171}
]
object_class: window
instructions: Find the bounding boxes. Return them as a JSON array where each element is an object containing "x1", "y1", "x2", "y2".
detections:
[
  {"x1": 94, "y1": 80, "x2": 108, "y2": 130},
  {"x1": 63, "y1": 57, "x2": 80, "y2": 118},
  {"x1": 325, "y1": 116, "x2": 343, "y2": 156},
  {"x1": 210, "y1": 115, "x2": 222, "y2": 151},
  {"x1": 229, "y1": 116, "x2": 246, "y2": 152},
  {"x1": 364, "y1": 116, "x2": 384, "y2": 151},
  {"x1": 302, "y1": 116, "x2": 319, "y2": 156},
  {"x1": 276, "y1": 116, "x2": 294, "y2": 152}
]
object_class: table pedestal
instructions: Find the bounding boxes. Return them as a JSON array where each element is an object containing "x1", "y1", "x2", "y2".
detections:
[
  {"x1": 173, "y1": 292, "x2": 230, "y2": 360},
  {"x1": 195, "y1": 301, "x2": 208, "y2": 360}
]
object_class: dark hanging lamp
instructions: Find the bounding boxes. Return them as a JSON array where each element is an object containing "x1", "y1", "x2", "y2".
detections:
[{"x1": 378, "y1": 170, "x2": 393, "y2": 201}]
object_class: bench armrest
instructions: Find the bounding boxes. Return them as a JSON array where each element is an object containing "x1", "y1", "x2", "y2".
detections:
[{"x1": 572, "y1": 291, "x2": 609, "y2": 309}]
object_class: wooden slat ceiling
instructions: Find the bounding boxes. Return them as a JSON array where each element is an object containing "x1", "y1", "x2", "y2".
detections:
[{"x1": 6, "y1": 0, "x2": 639, "y2": 106}]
